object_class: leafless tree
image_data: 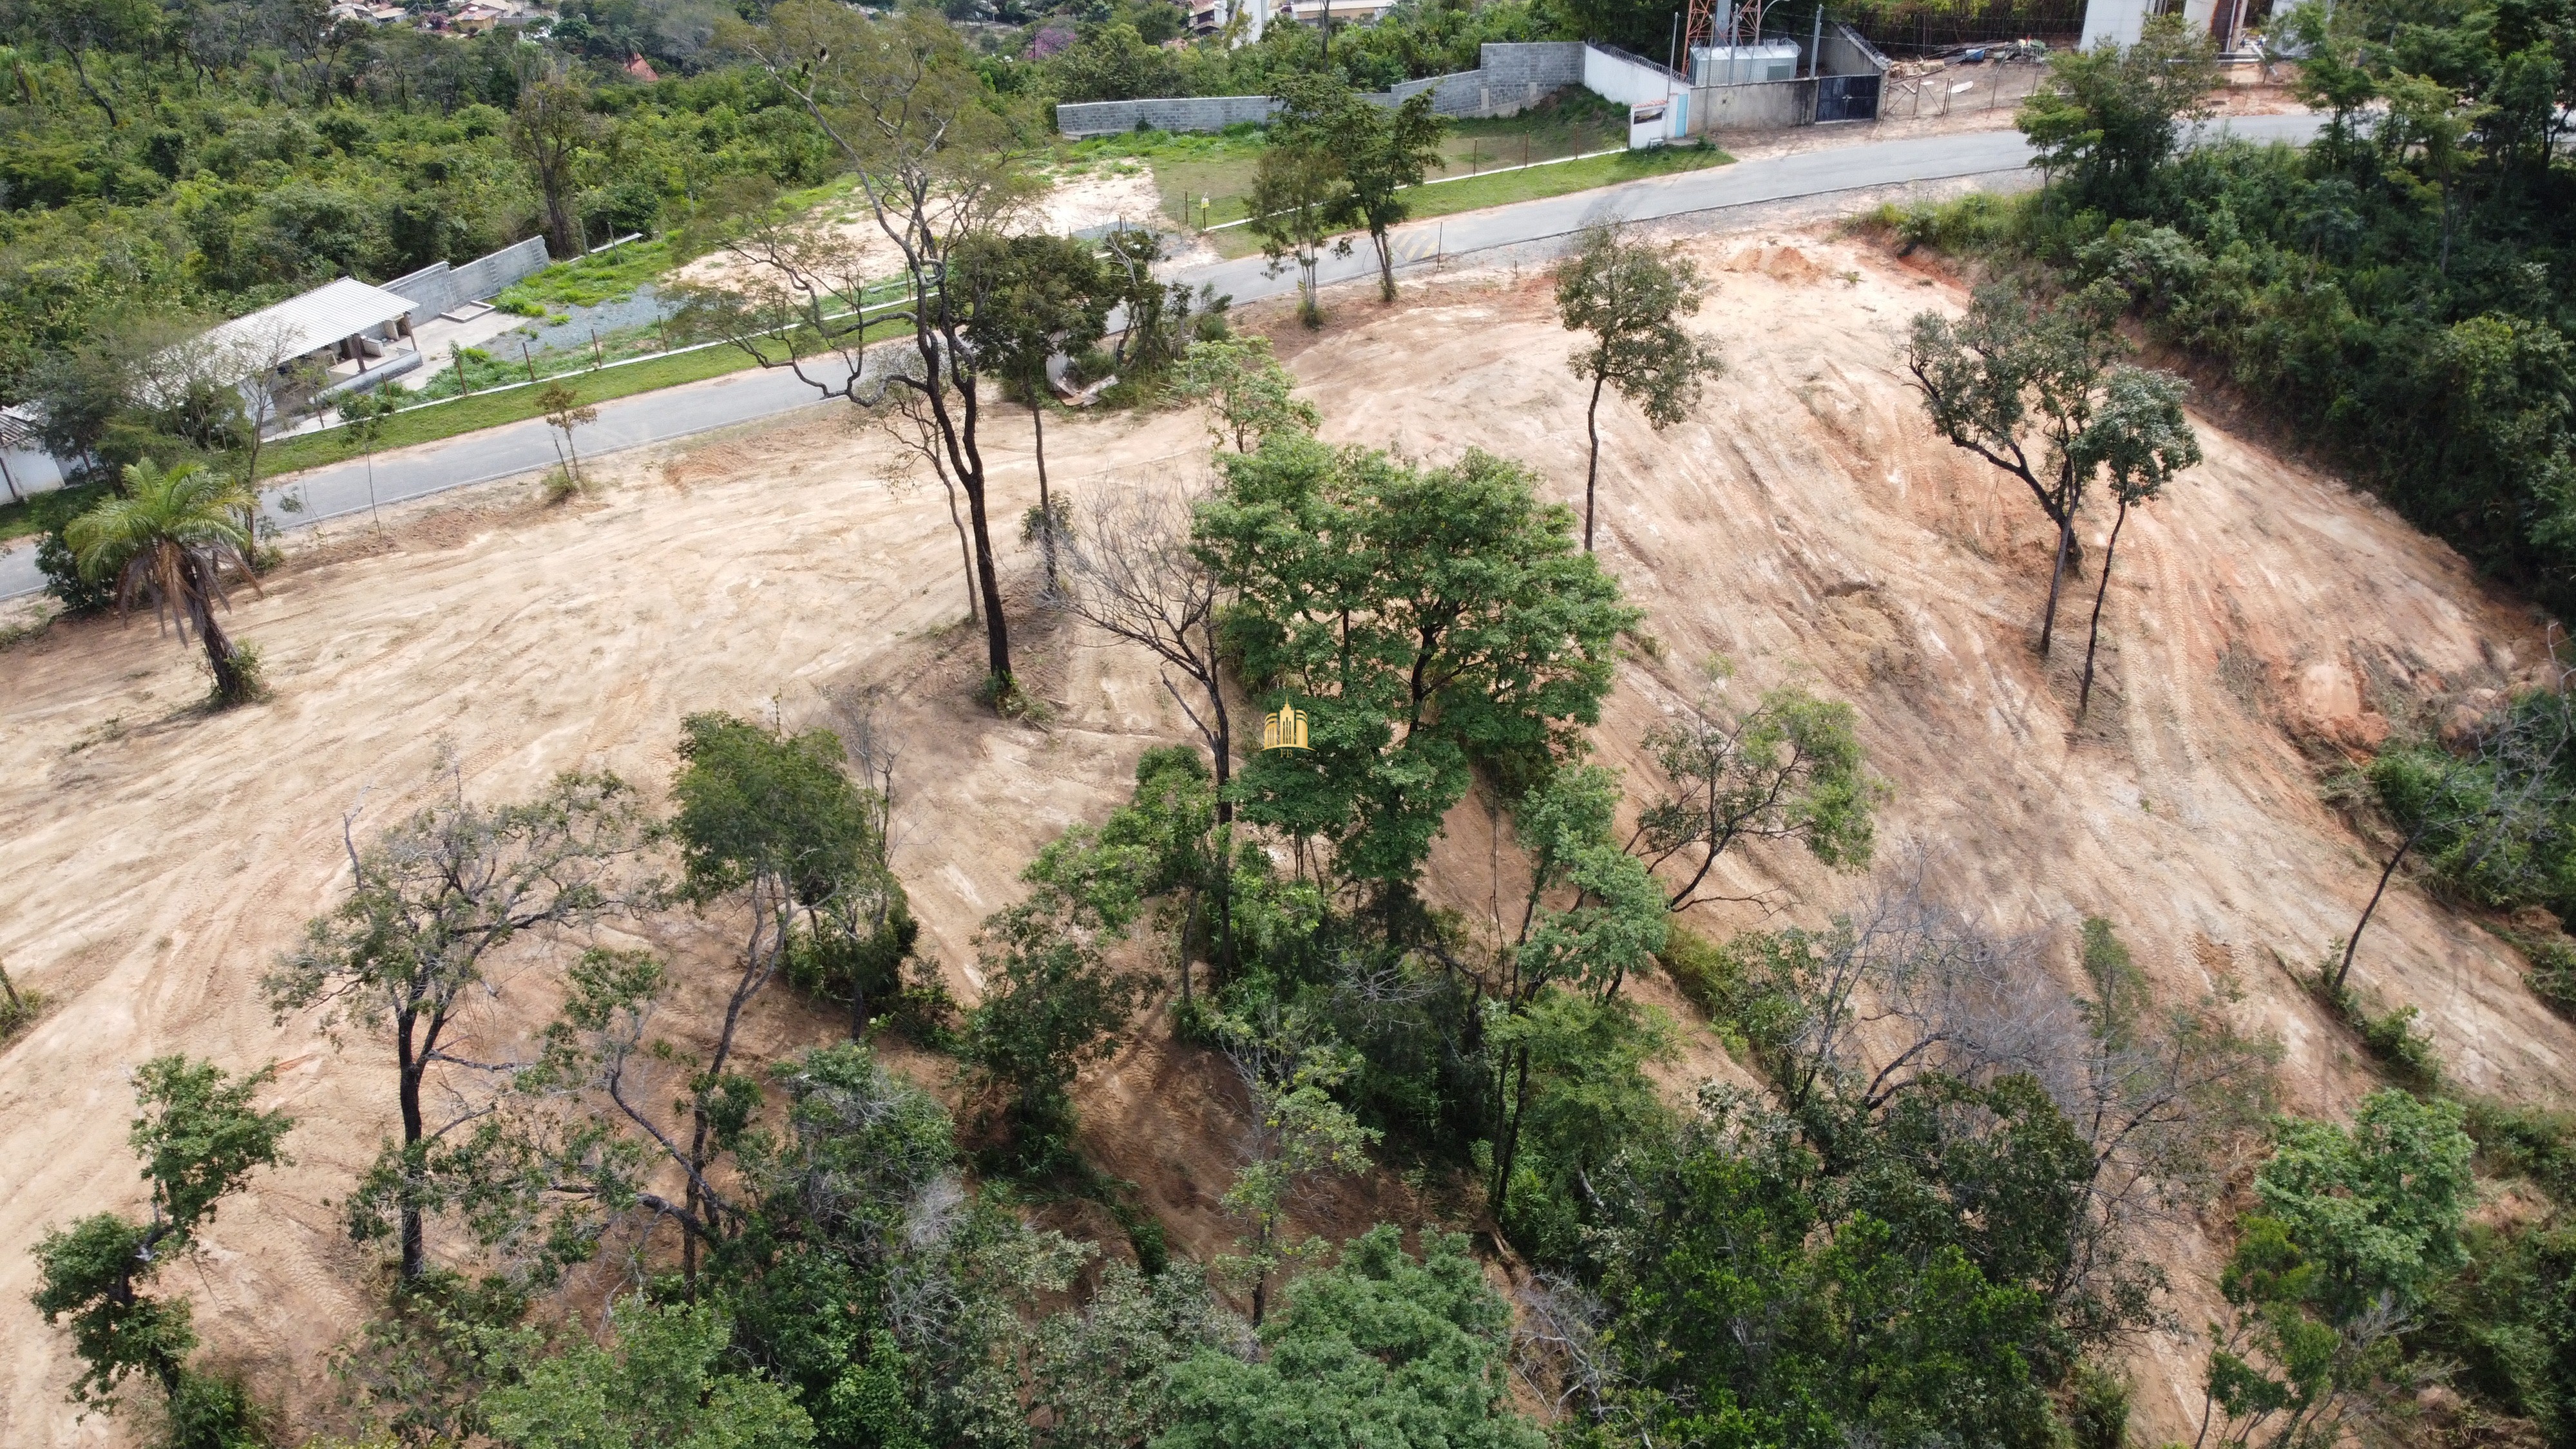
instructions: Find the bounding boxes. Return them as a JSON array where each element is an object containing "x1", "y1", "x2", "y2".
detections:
[
  {"x1": 717, "y1": 2, "x2": 1043, "y2": 692},
  {"x1": 1054, "y1": 480, "x2": 1234, "y2": 819},
  {"x1": 1053, "y1": 480, "x2": 1243, "y2": 985},
  {"x1": 2334, "y1": 679, "x2": 2576, "y2": 994},
  {"x1": 877, "y1": 375, "x2": 981, "y2": 627},
  {"x1": 1736, "y1": 857, "x2": 2275, "y2": 1344}
]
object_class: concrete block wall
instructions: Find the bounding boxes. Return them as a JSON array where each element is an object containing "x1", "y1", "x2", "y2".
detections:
[
  {"x1": 1384, "y1": 43, "x2": 1584, "y2": 117},
  {"x1": 1684, "y1": 77, "x2": 1816, "y2": 130},
  {"x1": 383, "y1": 235, "x2": 554, "y2": 322},
  {"x1": 1821, "y1": 23, "x2": 1891, "y2": 78},
  {"x1": 1055, "y1": 94, "x2": 1280, "y2": 137},
  {"x1": 1055, "y1": 43, "x2": 1583, "y2": 134}
]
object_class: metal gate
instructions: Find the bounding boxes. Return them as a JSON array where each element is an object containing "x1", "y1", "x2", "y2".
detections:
[{"x1": 1813, "y1": 73, "x2": 1881, "y2": 122}]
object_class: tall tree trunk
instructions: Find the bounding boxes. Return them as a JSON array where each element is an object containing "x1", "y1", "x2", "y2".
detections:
[
  {"x1": 187, "y1": 565, "x2": 247, "y2": 703},
  {"x1": 2335, "y1": 824, "x2": 2423, "y2": 994},
  {"x1": 1583, "y1": 370, "x2": 1607, "y2": 553},
  {"x1": 2077, "y1": 500, "x2": 2129, "y2": 719},
  {"x1": 1372, "y1": 225, "x2": 1396, "y2": 303},
  {"x1": 395, "y1": 1012, "x2": 427, "y2": 1280},
  {"x1": 964, "y1": 472, "x2": 1010, "y2": 685},
  {"x1": 66, "y1": 46, "x2": 117, "y2": 126},
  {"x1": 2037, "y1": 511, "x2": 2075, "y2": 656},
  {"x1": 939, "y1": 463, "x2": 977, "y2": 624},
  {"x1": 1030, "y1": 389, "x2": 1056, "y2": 594},
  {"x1": 1489, "y1": 1043, "x2": 1533, "y2": 1221}
]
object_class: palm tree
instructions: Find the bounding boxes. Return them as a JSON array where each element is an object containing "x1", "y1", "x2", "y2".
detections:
[{"x1": 66, "y1": 460, "x2": 264, "y2": 704}]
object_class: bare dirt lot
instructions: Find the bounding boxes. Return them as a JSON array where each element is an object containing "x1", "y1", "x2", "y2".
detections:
[{"x1": 5, "y1": 223, "x2": 2571, "y2": 1445}]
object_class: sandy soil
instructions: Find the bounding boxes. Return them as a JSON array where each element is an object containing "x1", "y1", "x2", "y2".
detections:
[
  {"x1": 671, "y1": 168, "x2": 1208, "y2": 292},
  {"x1": 5, "y1": 222, "x2": 2571, "y2": 1445}
]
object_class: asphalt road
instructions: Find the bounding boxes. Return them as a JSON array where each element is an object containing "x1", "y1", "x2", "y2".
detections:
[{"x1": 0, "y1": 110, "x2": 2323, "y2": 601}]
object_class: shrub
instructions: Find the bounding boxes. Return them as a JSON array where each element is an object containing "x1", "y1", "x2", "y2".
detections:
[{"x1": 37, "y1": 527, "x2": 115, "y2": 614}]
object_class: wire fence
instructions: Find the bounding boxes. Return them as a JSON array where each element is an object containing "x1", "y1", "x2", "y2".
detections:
[
  {"x1": 1873, "y1": 57, "x2": 2047, "y2": 121},
  {"x1": 1847, "y1": 1, "x2": 2086, "y2": 54}
]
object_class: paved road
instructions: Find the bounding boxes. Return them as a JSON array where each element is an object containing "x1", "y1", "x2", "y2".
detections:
[{"x1": 0, "y1": 111, "x2": 2322, "y2": 601}]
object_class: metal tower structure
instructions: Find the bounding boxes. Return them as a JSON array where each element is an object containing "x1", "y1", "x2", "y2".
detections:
[{"x1": 1681, "y1": 0, "x2": 1775, "y2": 63}]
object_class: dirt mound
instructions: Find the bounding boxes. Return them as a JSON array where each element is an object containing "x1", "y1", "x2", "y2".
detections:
[
  {"x1": 1721, "y1": 241, "x2": 1829, "y2": 285},
  {"x1": 3, "y1": 227, "x2": 2570, "y2": 1444}
]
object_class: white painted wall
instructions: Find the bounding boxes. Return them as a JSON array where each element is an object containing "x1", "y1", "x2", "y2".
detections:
[
  {"x1": 0, "y1": 444, "x2": 68, "y2": 500},
  {"x1": 1583, "y1": 45, "x2": 1683, "y2": 106},
  {"x1": 2079, "y1": 0, "x2": 2153, "y2": 48}
]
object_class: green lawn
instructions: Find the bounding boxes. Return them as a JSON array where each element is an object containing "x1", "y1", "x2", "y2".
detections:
[
  {"x1": 1053, "y1": 90, "x2": 1667, "y2": 232},
  {"x1": 260, "y1": 317, "x2": 908, "y2": 477},
  {"x1": 492, "y1": 238, "x2": 673, "y2": 314},
  {"x1": 0, "y1": 478, "x2": 109, "y2": 545}
]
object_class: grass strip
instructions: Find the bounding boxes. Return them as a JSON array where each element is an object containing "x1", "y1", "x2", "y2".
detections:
[
  {"x1": 1204, "y1": 143, "x2": 1734, "y2": 259},
  {"x1": 261, "y1": 317, "x2": 909, "y2": 477}
]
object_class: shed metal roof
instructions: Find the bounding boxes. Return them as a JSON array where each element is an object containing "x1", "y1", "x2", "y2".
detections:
[{"x1": 200, "y1": 277, "x2": 416, "y2": 372}]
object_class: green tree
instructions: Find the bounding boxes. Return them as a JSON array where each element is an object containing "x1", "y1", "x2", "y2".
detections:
[
  {"x1": 2073, "y1": 365, "x2": 2199, "y2": 717},
  {"x1": 1049, "y1": 22, "x2": 1184, "y2": 102},
  {"x1": 2378, "y1": 72, "x2": 2488, "y2": 276},
  {"x1": 1248, "y1": 129, "x2": 1350, "y2": 328},
  {"x1": 953, "y1": 232, "x2": 1111, "y2": 592},
  {"x1": 1270, "y1": 77, "x2": 1444, "y2": 305},
  {"x1": 962, "y1": 867, "x2": 1152, "y2": 1169},
  {"x1": 511, "y1": 80, "x2": 602, "y2": 260},
  {"x1": 1907, "y1": 281, "x2": 2167, "y2": 657},
  {"x1": 483, "y1": 1298, "x2": 814, "y2": 1449},
  {"x1": 1209, "y1": 1007, "x2": 1380, "y2": 1323},
  {"x1": 30, "y1": 1057, "x2": 292, "y2": 1439},
  {"x1": 65, "y1": 459, "x2": 262, "y2": 704},
  {"x1": 1157, "y1": 1226, "x2": 1542, "y2": 1449},
  {"x1": 1196, "y1": 436, "x2": 1636, "y2": 902},
  {"x1": 1484, "y1": 763, "x2": 1669, "y2": 1224},
  {"x1": 1631, "y1": 684, "x2": 1883, "y2": 911},
  {"x1": 2344, "y1": 692, "x2": 2576, "y2": 992},
  {"x1": 2198, "y1": 1092, "x2": 2475, "y2": 1449},
  {"x1": 2018, "y1": 15, "x2": 2219, "y2": 214},
  {"x1": 731, "y1": 2, "x2": 1041, "y2": 695},
  {"x1": 19, "y1": 0, "x2": 159, "y2": 124},
  {"x1": 1169, "y1": 334, "x2": 1318, "y2": 453},
  {"x1": 1568, "y1": 1084, "x2": 2074, "y2": 1449},
  {"x1": 264, "y1": 763, "x2": 648, "y2": 1281},
  {"x1": 658, "y1": 712, "x2": 902, "y2": 1271},
  {"x1": 1554, "y1": 222, "x2": 1724, "y2": 553}
]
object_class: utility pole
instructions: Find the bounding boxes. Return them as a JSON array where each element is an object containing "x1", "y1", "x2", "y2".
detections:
[{"x1": 1809, "y1": 5, "x2": 1821, "y2": 78}]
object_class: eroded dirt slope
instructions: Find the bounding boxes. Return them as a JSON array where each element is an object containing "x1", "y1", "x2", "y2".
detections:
[{"x1": 1, "y1": 226, "x2": 2568, "y2": 1444}]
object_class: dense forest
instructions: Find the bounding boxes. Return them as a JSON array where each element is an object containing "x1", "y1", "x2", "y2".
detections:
[
  {"x1": 13, "y1": 1, "x2": 2576, "y2": 1447},
  {"x1": 1906, "y1": 0, "x2": 2576, "y2": 616}
]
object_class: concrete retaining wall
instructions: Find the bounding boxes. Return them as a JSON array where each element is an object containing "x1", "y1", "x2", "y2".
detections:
[
  {"x1": 1384, "y1": 41, "x2": 1587, "y2": 117},
  {"x1": 1822, "y1": 23, "x2": 1892, "y2": 78},
  {"x1": 383, "y1": 235, "x2": 554, "y2": 323},
  {"x1": 1051, "y1": 32, "x2": 1874, "y2": 139},
  {"x1": 1686, "y1": 77, "x2": 1817, "y2": 129},
  {"x1": 1055, "y1": 93, "x2": 1280, "y2": 137},
  {"x1": 1056, "y1": 42, "x2": 1587, "y2": 133}
]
